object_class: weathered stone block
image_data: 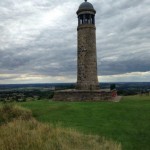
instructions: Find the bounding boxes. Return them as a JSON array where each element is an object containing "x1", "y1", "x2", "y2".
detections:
[
  {"x1": 53, "y1": 90, "x2": 115, "y2": 102},
  {"x1": 77, "y1": 25, "x2": 99, "y2": 90}
]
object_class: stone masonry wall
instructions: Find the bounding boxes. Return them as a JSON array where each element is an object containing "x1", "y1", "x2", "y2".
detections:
[
  {"x1": 53, "y1": 90, "x2": 113, "y2": 101},
  {"x1": 76, "y1": 25, "x2": 99, "y2": 90}
]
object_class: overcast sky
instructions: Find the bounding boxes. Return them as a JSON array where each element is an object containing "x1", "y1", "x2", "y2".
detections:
[{"x1": 0, "y1": 0, "x2": 150, "y2": 84}]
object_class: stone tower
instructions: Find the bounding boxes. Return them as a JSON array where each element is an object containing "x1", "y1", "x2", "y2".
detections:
[
  {"x1": 76, "y1": 0, "x2": 99, "y2": 90},
  {"x1": 53, "y1": 1, "x2": 116, "y2": 101}
]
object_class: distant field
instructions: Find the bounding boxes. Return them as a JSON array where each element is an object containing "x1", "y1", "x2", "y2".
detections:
[{"x1": 4, "y1": 95, "x2": 150, "y2": 150}]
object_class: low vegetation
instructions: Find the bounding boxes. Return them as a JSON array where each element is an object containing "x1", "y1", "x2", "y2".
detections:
[
  {"x1": 0, "y1": 95, "x2": 150, "y2": 150},
  {"x1": 0, "y1": 104, "x2": 32, "y2": 124},
  {"x1": 19, "y1": 95, "x2": 150, "y2": 150},
  {"x1": 0, "y1": 104, "x2": 121, "y2": 150}
]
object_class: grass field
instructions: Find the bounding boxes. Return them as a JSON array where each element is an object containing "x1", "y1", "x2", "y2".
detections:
[
  {"x1": 0, "y1": 104, "x2": 121, "y2": 150},
  {"x1": 9, "y1": 95, "x2": 150, "y2": 150}
]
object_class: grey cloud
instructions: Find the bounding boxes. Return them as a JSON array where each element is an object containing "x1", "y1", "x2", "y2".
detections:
[
  {"x1": 99, "y1": 53, "x2": 150, "y2": 75},
  {"x1": 0, "y1": 0, "x2": 150, "y2": 82},
  {"x1": 94, "y1": 0, "x2": 150, "y2": 76},
  {"x1": 0, "y1": 75, "x2": 20, "y2": 80}
]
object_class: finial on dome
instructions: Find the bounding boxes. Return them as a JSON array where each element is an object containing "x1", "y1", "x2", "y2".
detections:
[{"x1": 85, "y1": 0, "x2": 87, "y2": 2}]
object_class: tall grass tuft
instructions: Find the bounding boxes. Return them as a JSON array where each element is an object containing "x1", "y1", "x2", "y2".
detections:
[
  {"x1": 0, "y1": 104, "x2": 121, "y2": 150},
  {"x1": 0, "y1": 119, "x2": 121, "y2": 150},
  {"x1": 0, "y1": 103, "x2": 32, "y2": 124}
]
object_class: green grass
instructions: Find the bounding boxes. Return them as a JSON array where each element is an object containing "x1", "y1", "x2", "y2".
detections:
[
  {"x1": 17, "y1": 95, "x2": 150, "y2": 150},
  {"x1": 0, "y1": 104, "x2": 121, "y2": 150}
]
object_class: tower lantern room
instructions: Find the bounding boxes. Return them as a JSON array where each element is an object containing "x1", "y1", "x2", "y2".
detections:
[{"x1": 77, "y1": 0, "x2": 96, "y2": 26}]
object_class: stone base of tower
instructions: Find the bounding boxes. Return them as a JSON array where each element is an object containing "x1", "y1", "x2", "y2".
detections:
[{"x1": 53, "y1": 89, "x2": 118, "y2": 102}]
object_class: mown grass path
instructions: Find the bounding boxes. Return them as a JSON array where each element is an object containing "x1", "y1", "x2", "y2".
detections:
[{"x1": 20, "y1": 96, "x2": 150, "y2": 150}]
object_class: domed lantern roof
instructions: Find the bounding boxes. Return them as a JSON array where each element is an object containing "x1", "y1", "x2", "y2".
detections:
[{"x1": 77, "y1": 0, "x2": 96, "y2": 15}]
